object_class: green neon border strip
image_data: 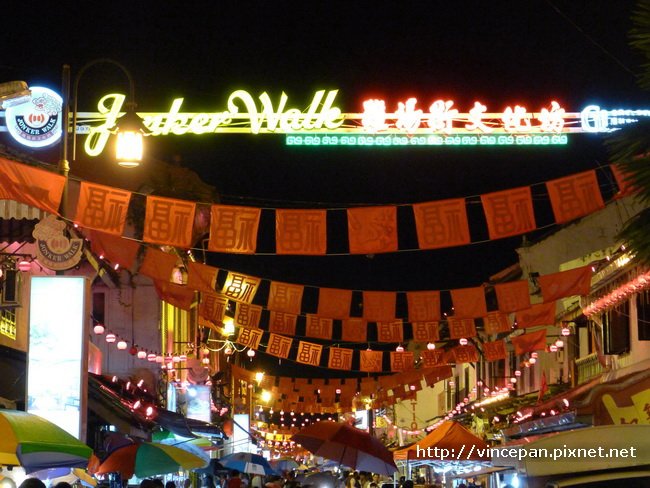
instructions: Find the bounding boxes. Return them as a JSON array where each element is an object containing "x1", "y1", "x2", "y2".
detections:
[{"x1": 285, "y1": 133, "x2": 569, "y2": 147}]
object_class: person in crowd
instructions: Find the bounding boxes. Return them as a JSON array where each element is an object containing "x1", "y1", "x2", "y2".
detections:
[
  {"x1": 183, "y1": 479, "x2": 192, "y2": 488},
  {"x1": 139, "y1": 480, "x2": 156, "y2": 488},
  {"x1": 402, "y1": 480, "x2": 413, "y2": 488},
  {"x1": 18, "y1": 480, "x2": 45, "y2": 488},
  {"x1": 166, "y1": 482, "x2": 177, "y2": 488},
  {"x1": 53, "y1": 483, "x2": 73, "y2": 488},
  {"x1": 227, "y1": 471, "x2": 242, "y2": 488},
  {"x1": 152, "y1": 480, "x2": 164, "y2": 488}
]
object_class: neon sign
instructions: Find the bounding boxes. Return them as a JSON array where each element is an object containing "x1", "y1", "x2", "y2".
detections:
[{"x1": 4, "y1": 87, "x2": 649, "y2": 153}]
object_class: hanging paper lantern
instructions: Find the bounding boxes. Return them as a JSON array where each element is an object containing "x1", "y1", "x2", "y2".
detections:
[
  {"x1": 459, "y1": 338, "x2": 468, "y2": 346},
  {"x1": 129, "y1": 345, "x2": 138, "y2": 356},
  {"x1": 427, "y1": 342, "x2": 436, "y2": 350},
  {"x1": 94, "y1": 324, "x2": 105, "y2": 335},
  {"x1": 17, "y1": 259, "x2": 31, "y2": 272},
  {"x1": 147, "y1": 353, "x2": 156, "y2": 362},
  {"x1": 247, "y1": 349, "x2": 256, "y2": 358},
  {"x1": 555, "y1": 339, "x2": 564, "y2": 348},
  {"x1": 561, "y1": 327, "x2": 571, "y2": 336},
  {"x1": 137, "y1": 350, "x2": 147, "y2": 359},
  {"x1": 395, "y1": 345, "x2": 405, "y2": 352},
  {"x1": 117, "y1": 340, "x2": 128, "y2": 350},
  {"x1": 105, "y1": 333, "x2": 116, "y2": 343}
]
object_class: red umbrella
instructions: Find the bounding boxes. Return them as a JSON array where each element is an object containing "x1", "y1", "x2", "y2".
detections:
[{"x1": 291, "y1": 421, "x2": 397, "y2": 475}]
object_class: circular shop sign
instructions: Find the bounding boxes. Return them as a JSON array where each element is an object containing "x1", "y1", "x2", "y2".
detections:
[{"x1": 5, "y1": 86, "x2": 62, "y2": 148}]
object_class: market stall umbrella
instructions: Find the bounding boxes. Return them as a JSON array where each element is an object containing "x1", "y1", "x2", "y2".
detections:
[
  {"x1": 0, "y1": 410, "x2": 93, "y2": 473},
  {"x1": 269, "y1": 457, "x2": 299, "y2": 472},
  {"x1": 92, "y1": 441, "x2": 208, "y2": 479},
  {"x1": 291, "y1": 421, "x2": 397, "y2": 476},
  {"x1": 219, "y1": 452, "x2": 277, "y2": 476}
]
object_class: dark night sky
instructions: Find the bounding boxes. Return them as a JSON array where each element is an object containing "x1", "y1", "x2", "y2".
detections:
[{"x1": 1, "y1": 1, "x2": 647, "y2": 374}]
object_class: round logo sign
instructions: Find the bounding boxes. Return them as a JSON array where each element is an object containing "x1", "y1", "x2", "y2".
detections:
[{"x1": 5, "y1": 86, "x2": 62, "y2": 148}]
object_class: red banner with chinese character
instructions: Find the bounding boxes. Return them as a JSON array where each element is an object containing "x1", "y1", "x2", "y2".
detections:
[
  {"x1": 511, "y1": 328, "x2": 547, "y2": 355},
  {"x1": 305, "y1": 315, "x2": 333, "y2": 340},
  {"x1": 363, "y1": 291, "x2": 396, "y2": 321},
  {"x1": 494, "y1": 280, "x2": 531, "y2": 312},
  {"x1": 347, "y1": 206, "x2": 398, "y2": 254},
  {"x1": 407, "y1": 290, "x2": 441, "y2": 321},
  {"x1": 266, "y1": 333, "x2": 293, "y2": 359},
  {"x1": 143, "y1": 195, "x2": 196, "y2": 248},
  {"x1": 268, "y1": 281, "x2": 304, "y2": 314},
  {"x1": 516, "y1": 302, "x2": 556, "y2": 328},
  {"x1": 450, "y1": 286, "x2": 488, "y2": 318},
  {"x1": 538, "y1": 265, "x2": 592, "y2": 303},
  {"x1": 421, "y1": 349, "x2": 445, "y2": 367},
  {"x1": 546, "y1": 170, "x2": 605, "y2": 224},
  {"x1": 153, "y1": 279, "x2": 195, "y2": 311},
  {"x1": 317, "y1": 287, "x2": 352, "y2": 319},
  {"x1": 221, "y1": 272, "x2": 261, "y2": 304},
  {"x1": 376, "y1": 320, "x2": 404, "y2": 342},
  {"x1": 237, "y1": 326, "x2": 263, "y2": 349},
  {"x1": 139, "y1": 248, "x2": 179, "y2": 282},
  {"x1": 0, "y1": 157, "x2": 65, "y2": 215},
  {"x1": 327, "y1": 347, "x2": 354, "y2": 371},
  {"x1": 296, "y1": 341, "x2": 323, "y2": 367},
  {"x1": 483, "y1": 312, "x2": 512, "y2": 335},
  {"x1": 390, "y1": 351, "x2": 414, "y2": 372},
  {"x1": 360, "y1": 349, "x2": 383, "y2": 372},
  {"x1": 423, "y1": 366, "x2": 453, "y2": 386},
  {"x1": 481, "y1": 186, "x2": 536, "y2": 239},
  {"x1": 447, "y1": 317, "x2": 477, "y2": 339},
  {"x1": 199, "y1": 292, "x2": 228, "y2": 324},
  {"x1": 208, "y1": 204, "x2": 261, "y2": 254},
  {"x1": 75, "y1": 181, "x2": 131, "y2": 235},
  {"x1": 341, "y1": 318, "x2": 367, "y2": 342},
  {"x1": 186, "y1": 261, "x2": 218, "y2": 293},
  {"x1": 411, "y1": 321, "x2": 440, "y2": 342},
  {"x1": 451, "y1": 344, "x2": 479, "y2": 363},
  {"x1": 87, "y1": 230, "x2": 139, "y2": 269},
  {"x1": 276, "y1": 209, "x2": 327, "y2": 255},
  {"x1": 234, "y1": 303, "x2": 263, "y2": 329},
  {"x1": 483, "y1": 340, "x2": 507, "y2": 361},
  {"x1": 412, "y1": 198, "x2": 470, "y2": 250},
  {"x1": 268, "y1": 311, "x2": 298, "y2": 336}
]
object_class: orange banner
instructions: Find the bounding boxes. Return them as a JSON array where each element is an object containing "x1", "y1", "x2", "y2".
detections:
[
  {"x1": 186, "y1": 261, "x2": 218, "y2": 293},
  {"x1": 483, "y1": 312, "x2": 512, "y2": 335},
  {"x1": 296, "y1": 341, "x2": 323, "y2": 367},
  {"x1": 360, "y1": 349, "x2": 383, "y2": 372},
  {"x1": 411, "y1": 321, "x2": 440, "y2": 342},
  {"x1": 511, "y1": 328, "x2": 547, "y2": 355},
  {"x1": 87, "y1": 230, "x2": 139, "y2": 269},
  {"x1": 494, "y1": 280, "x2": 531, "y2": 312},
  {"x1": 208, "y1": 204, "x2": 261, "y2": 254},
  {"x1": 610, "y1": 163, "x2": 637, "y2": 197},
  {"x1": 412, "y1": 198, "x2": 470, "y2": 249},
  {"x1": 421, "y1": 349, "x2": 446, "y2": 367},
  {"x1": 538, "y1": 265, "x2": 592, "y2": 303},
  {"x1": 221, "y1": 271, "x2": 261, "y2": 304},
  {"x1": 483, "y1": 340, "x2": 507, "y2": 361},
  {"x1": 347, "y1": 206, "x2": 398, "y2": 254},
  {"x1": 276, "y1": 209, "x2": 327, "y2": 255},
  {"x1": 268, "y1": 281, "x2": 304, "y2": 314},
  {"x1": 237, "y1": 327, "x2": 264, "y2": 349},
  {"x1": 143, "y1": 195, "x2": 196, "y2": 248},
  {"x1": 546, "y1": 170, "x2": 605, "y2": 224},
  {"x1": 328, "y1": 347, "x2": 354, "y2": 370},
  {"x1": 139, "y1": 248, "x2": 179, "y2": 282},
  {"x1": 199, "y1": 293, "x2": 228, "y2": 324},
  {"x1": 407, "y1": 290, "x2": 441, "y2": 321},
  {"x1": 74, "y1": 181, "x2": 131, "y2": 235},
  {"x1": 390, "y1": 351, "x2": 415, "y2": 371},
  {"x1": 376, "y1": 320, "x2": 404, "y2": 342},
  {"x1": 451, "y1": 344, "x2": 479, "y2": 363},
  {"x1": 268, "y1": 311, "x2": 298, "y2": 336},
  {"x1": 481, "y1": 186, "x2": 536, "y2": 239},
  {"x1": 234, "y1": 303, "x2": 263, "y2": 329},
  {"x1": 305, "y1": 315, "x2": 333, "y2": 340},
  {"x1": 450, "y1": 286, "x2": 488, "y2": 318},
  {"x1": 153, "y1": 279, "x2": 195, "y2": 311},
  {"x1": 516, "y1": 302, "x2": 556, "y2": 328},
  {"x1": 363, "y1": 291, "x2": 396, "y2": 321},
  {"x1": 447, "y1": 317, "x2": 477, "y2": 339},
  {"x1": 0, "y1": 157, "x2": 65, "y2": 215},
  {"x1": 266, "y1": 333, "x2": 293, "y2": 359},
  {"x1": 317, "y1": 287, "x2": 352, "y2": 319},
  {"x1": 341, "y1": 318, "x2": 367, "y2": 342}
]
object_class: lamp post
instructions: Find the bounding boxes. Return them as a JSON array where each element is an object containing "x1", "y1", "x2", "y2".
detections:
[{"x1": 59, "y1": 59, "x2": 148, "y2": 215}]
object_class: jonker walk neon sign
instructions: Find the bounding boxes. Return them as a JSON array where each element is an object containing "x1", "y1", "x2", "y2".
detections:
[{"x1": 5, "y1": 87, "x2": 650, "y2": 153}]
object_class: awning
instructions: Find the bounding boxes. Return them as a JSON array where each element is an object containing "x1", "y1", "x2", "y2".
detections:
[
  {"x1": 393, "y1": 421, "x2": 489, "y2": 461},
  {"x1": 155, "y1": 409, "x2": 225, "y2": 439}
]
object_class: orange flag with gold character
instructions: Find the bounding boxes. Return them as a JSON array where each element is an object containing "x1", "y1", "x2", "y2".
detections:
[
  {"x1": 360, "y1": 349, "x2": 383, "y2": 372},
  {"x1": 268, "y1": 311, "x2": 298, "y2": 336},
  {"x1": 144, "y1": 195, "x2": 196, "y2": 248},
  {"x1": 538, "y1": 265, "x2": 592, "y2": 303},
  {"x1": 237, "y1": 327, "x2": 263, "y2": 350},
  {"x1": 447, "y1": 317, "x2": 477, "y2": 339},
  {"x1": 199, "y1": 293, "x2": 228, "y2": 324},
  {"x1": 75, "y1": 181, "x2": 131, "y2": 235},
  {"x1": 511, "y1": 328, "x2": 547, "y2": 355},
  {"x1": 412, "y1": 198, "x2": 470, "y2": 249},
  {"x1": 276, "y1": 209, "x2": 327, "y2": 255},
  {"x1": 317, "y1": 288, "x2": 352, "y2": 319},
  {"x1": 0, "y1": 157, "x2": 65, "y2": 215},
  {"x1": 483, "y1": 340, "x2": 507, "y2": 361},
  {"x1": 268, "y1": 281, "x2": 304, "y2": 314},
  {"x1": 221, "y1": 272, "x2": 261, "y2": 304},
  {"x1": 341, "y1": 318, "x2": 367, "y2": 342},
  {"x1": 411, "y1": 322, "x2": 440, "y2": 342},
  {"x1": 328, "y1": 347, "x2": 354, "y2": 370},
  {"x1": 305, "y1": 315, "x2": 333, "y2": 340},
  {"x1": 516, "y1": 302, "x2": 556, "y2": 328},
  {"x1": 407, "y1": 290, "x2": 441, "y2": 321},
  {"x1": 421, "y1": 349, "x2": 445, "y2": 367},
  {"x1": 363, "y1": 291, "x2": 396, "y2": 321},
  {"x1": 296, "y1": 341, "x2": 323, "y2": 367},
  {"x1": 347, "y1": 206, "x2": 398, "y2": 254},
  {"x1": 234, "y1": 303, "x2": 263, "y2": 329},
  {"x1": 186, "y1": 261, "x2": 218, "y2": 293},
  {"x1": 451, "y1": 345, "x2": 479, "y2": 363},
  {"x1": 450, "y1": 286, "x2": 488, "y2": 318},
  {"x1": 266, "y1": 333, "x2": 293, "y2": 359},
  {"x1": 546, "y1": 170, "x2": 605, "y2": 224},
  {"x1": 481, "y1": 186, "x2": 536, "y2": 239},
  {"x1": 208, "y1": 204, "x2": 261, "y2": 254},
  {"x1": 494, "y1": 280, "x2": 531, "y2": 312},
  {"x1": 376, "y1": 320, "x2": 404, "y2": 342},
  {"x1": 483, "y1": 312, "x2": 512, "y2": 335},
  {"x1": 390, "y1": 351, "x2": 414, "y2": 372}
]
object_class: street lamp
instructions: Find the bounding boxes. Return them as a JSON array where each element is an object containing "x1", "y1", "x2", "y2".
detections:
[{"x1": 59, "y1": 59, "x2": 149, "y2": 186}]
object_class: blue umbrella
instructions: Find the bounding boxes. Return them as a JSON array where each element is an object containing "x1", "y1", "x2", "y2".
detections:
[{"x1": 219, "y1": 452, "x2": 276, "y2": 476}]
